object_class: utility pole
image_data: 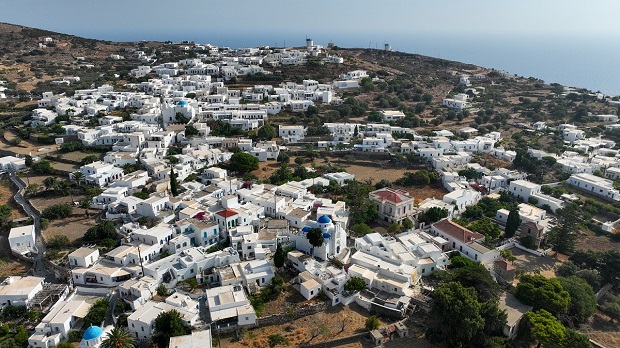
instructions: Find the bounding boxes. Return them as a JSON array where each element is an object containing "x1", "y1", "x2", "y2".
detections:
[{"x1": 137, "y1": 244, "x2": 145, "y2": 278}]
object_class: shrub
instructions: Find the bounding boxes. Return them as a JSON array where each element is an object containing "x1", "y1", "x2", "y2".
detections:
[
  {"x1": 365, "y1": 315, "x2": 380, "y2": 330},
  {"x1": 42, "y1": 204, "x2": 72, "y2": 220},
  {"x1": 47, "y1": 235, "x2": 69, "y2": 249}
]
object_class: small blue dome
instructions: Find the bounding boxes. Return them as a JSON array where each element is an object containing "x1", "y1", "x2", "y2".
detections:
[
  {"x1": 178, "y1": 100, "x2": 188, "y2": 106},
  {"x1": 302, "y1": 226, "x2": 311, "y2": 232},
  {"x1": 317, "y1": 215, "x2": 331, "y2": 224},
  {"x1": 322, "y1": 232, "x2": 331, "y2": 239},
  {"x1": 83, "y1": 326, "x2": 103, "y2": 341}
]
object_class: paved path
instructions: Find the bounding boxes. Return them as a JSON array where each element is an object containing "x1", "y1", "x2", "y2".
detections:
[{"x1": 9, "y1": 171, "x2": 48, "y2": 276}]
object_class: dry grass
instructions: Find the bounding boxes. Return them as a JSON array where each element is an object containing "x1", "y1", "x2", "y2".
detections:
[
  {"x1": 2, "y1": 131, "x2": 58, "y2": 156},
  {"x1": 579, "y1": 312, "x2": 620, "y2": 348},
  {"x1": 221, "y1": 303, "x2": 384, "y2": 348},
  {"x1": 0, "y1": 179, "x2": 27, "y2": 220},
  {"x1": 41, "y1": 214, "x2": 99, "y2": 243},
  {"x1": 575, "y1": 234, "x2": 620, "y2": 253},
  {"x1": 510, "y1": 247, "x2": 564, "y2": 280}
]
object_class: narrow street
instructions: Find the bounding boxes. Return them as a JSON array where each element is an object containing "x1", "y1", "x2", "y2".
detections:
[{"x1": 8, "y1": 171, "x2": 49, "y2": 278}]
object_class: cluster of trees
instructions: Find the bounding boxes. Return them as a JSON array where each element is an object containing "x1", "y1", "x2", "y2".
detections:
[
  {"x1": 30, "y1": 160, "x2": 58, "y2": 175},
  {"x1": 547, "y1": 203, "x2": 581, "y2": 254},
  {"x1": 568, "y1": 249, "x2": 620, "y2": 288},
  {"x1": 515, "y1": 274, "x2": 597, "y2": 329},
  {"x1": 153, "y1": 310, "x2": 191, "y2": 348},
  {"x1": 59, "y1": 141, "x2": 84, "y2": 153},
  {"x1": 522, "y1": 309, "x2": 592, "y2": 348},
  {"x1": 84, "y1": 221, "x2": 118, "y2": 242},
  {"x1": 227, "y1": 152, "x2": 259, "y2": 174},
  {"x1": 257, "y1": 123, "x2": 277, "y2": 140},
  {"x1": 83, "y1": 298, "x2": 109, "y2": 327},
  {"x1": 41, "y1": 204, "x2": 72, "y2": 220},
  {"x1": 394, "y1": 170, "x2": 437, "y2": 186},
  {"x1": 429, "y1": 260, "x2": 508, "y2": 347}
]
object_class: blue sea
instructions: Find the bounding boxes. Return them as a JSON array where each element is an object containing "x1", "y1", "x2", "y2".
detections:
[{"x1": 103, "y1": 31, "x2": 620, "y2": 96}]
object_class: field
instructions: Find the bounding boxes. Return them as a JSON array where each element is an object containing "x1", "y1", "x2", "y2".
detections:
[
  {"x1": 30, "y1": 195, "x2": 99, "y2": 243},
  {"x1": 576, "y1": 234, "x2": 620, "y2": 253},
  {"x1": 221, "y1": 303, "x2": 385, "y2": 348},
  {"x1": 579, "y1": 312, "x2": 620, "y2": 348},
  {"x1": 2, "y1": 130, "x2": 58, "y2": 156},
  {"x1": 252, "y1": 156, "x2": 446, "y2": 204},
  {"x1": 509, "y1": 247, "x2": 565, "y2": 280}
]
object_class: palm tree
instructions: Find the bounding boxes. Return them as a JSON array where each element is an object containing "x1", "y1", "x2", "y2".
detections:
[
  {"x1": 73, "y1": 172, "x2": 85, "y2": 187},
  {"x1": 101, "y1": 326, "x2": 136, "y2": 348}
]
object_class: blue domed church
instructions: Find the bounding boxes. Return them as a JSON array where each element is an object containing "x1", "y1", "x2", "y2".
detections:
[
  {"x1": 291, "y1": 215, "x2": 346, "y2": 260},
  {"x1": 79, "y1": 325, "x2": 112, "y2": 348}
]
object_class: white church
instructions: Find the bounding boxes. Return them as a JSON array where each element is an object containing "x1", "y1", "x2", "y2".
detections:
[{"x1": 289, "y1": 215, "x2": 347, "y2": 260}]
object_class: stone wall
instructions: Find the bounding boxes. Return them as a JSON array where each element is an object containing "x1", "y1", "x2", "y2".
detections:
[{"x1": 302, "y1": 332, "x2": 368, "y2": 348}]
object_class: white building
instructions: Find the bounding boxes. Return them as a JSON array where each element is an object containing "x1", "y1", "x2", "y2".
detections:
[
  {"x1": 127, "y1": 294, "x2": 200, "y2": 340},
  {"x1": 0, "y1": 276, "x2": 44, "y2": 308},
  {"x1": 278, "y1": 125, "x2": 306, "y2": 143},
  {"x1": 508, "y1": 180, "x2": 541, "y2": 202},
  {"x1": 68, "y1": 247, "x2": 100, "y2": 268},
  {"x1": 568, "y1": 173, "x2": 620, "y2": 201},
  {"x1": 205, "y1": 284, "x2": 256, "y2": 326},
  {"x1": 8, "y1": 225, "x2": 36, "y2": 256}
]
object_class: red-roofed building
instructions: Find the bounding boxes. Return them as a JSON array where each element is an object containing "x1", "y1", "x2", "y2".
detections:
[
  {"x1": 369, "y1": 188, "x2": 415, "y2": 224},
  {"x1": 431, "y1": 219, "x2": 500, "y2": 264},
  {"x1": 215, "y1": 208, "x2": 240, "y2": 231},
  {"x1": 494, "y1": 259, "x2": 516, "y2": 284}
]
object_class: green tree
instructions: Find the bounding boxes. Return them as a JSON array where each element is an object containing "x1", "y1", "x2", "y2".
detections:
[
  {"x1": 601, "y1": 294, "x2": 620, "y2": 323},
  {"x1": 564, "y1": 329, "x2": 593, "y2": 348},
  {"x1": 505, "y1": 204, "x2": 521, "y2": 238},
  {"x1": 101, "y1": 326, "x2": 136, "y2": 348},
  {"x1": 43, "y1": 176, "x2": 58, "y2": 191},
  {"x1": 548, "y1": 203, "x2": 580, "y2": 254},
  {"x1": 515, "y1": 275, "x2": 570, "y2": 315},
  {"x1": 228, "y1": 152, "x2": 259, "y2": 174},
  {"x1": 276, "y1": 152, "x2": 290, "y2": 163},
  {"x1": 523, "y1": 309, "x2": 566, "y2": 348},
  {"x1": 350, "y1": 223, "x2": 372, "y2": 236},
  {"x1": 257, "y1": 123, "x2": 277, "y2": 140},
  {"x1": 273, "y1": 243, "x2": 285, "y2": 269},
  {"x1": 344, "y1": 277, "x2": 367, "y2": 292},
  {"x1": 72, "y1": 172, "x2": 85, "y2": 187},
  {"x1": 448, "y1": 255, "x2": 474, "y2": 269},
  {"x1": 47, "y1": 235, "x2": 69, "y2": 249},
  {"x1": 449, "y1": 262, "x2": 500, "y2": 302},
  {"x1": 402, "y1": 218, "x2": 414, "y2": 230},
  {"x1": 365, "y1": 315, "x2": 380, "y2": 331},
  {"x1": 374, "y1": 179, "x2": 393, "y2": 190},
  {"x1": 557, "y1": 276, "x2": 597, "y2": 323},
  {"x1": 418, "y1": 207, "x2": 449, "y2": 225},
  {"x1": 42, "y1": 204, "x2": 72, "y2": 220},
  {"x1": 432, "y1": 282, "x2": 484, "y2": 348},
  {"x1": 169, "y1": 167, "x2": 179, "y2": 196},
  {"x1": 480, "y1": 300, "x2": 508, "y2": 336},
  {"x1": 267, "y1": 333, "x2": 289, "y2": 347},
  {"x1": 467, "y1": 217, "x2": 502, "y2": 240},
  {"x1": 153, "y1": 310, "x2": 190, "y2": 348},
  {"x1": 306, "y1": 228, "x2": 324, "y2": 255},
  {"x1": 84, "y1": 299, "x2": 109, "y2": 327},
  {"x1": 184, "y1": 125, "x2": 199, "y2": 137},
  {"x1": 387, "y1": 222, "x2": 401, "y2": 234},
  {"x1": 499, "y1": 249, "x2": 516, "y2": 265}
]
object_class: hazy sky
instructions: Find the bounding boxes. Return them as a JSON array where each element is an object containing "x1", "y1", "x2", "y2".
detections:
[{"x1": 2, "y1": 0, "x2": 619, "y2": 45}]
